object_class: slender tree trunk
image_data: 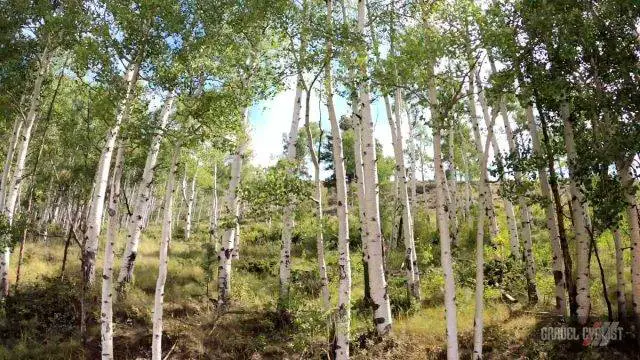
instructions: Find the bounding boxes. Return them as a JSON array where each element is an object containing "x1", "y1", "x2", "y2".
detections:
[
  {"x1": 0, "y1": 49, "x2": 50, "y2": 297},
  {"x1": 478, "y1": 73, "x2": 537, "y2": 302},
  {"x1": 561, "y1": 103, "x2": 590, "y2": 325},
  {"x1": 304, "y1": 88, "x2": 330, "y2": 312},
  {"x1": 613, "y1": 228, "x2": 627, "y2": 322},
  {"x1": 100, "y1": 142, "x2": 125, "y2": 360},
  {"x1": 408, "y1": 119, "x2": 418, "y2": 212},
  {"x1": 0, "y1": 113, "x2": 24, "y2": 208},
  {"x1": 278, "y1": 74, "x2": 304, "y2": 306},
  {"x1": 84, "y1": 61, "x2": 140, "y2": 287},
  {"x1": 183, "y1": 169, "x2": 198, "y2": 240},
  {"x1": 527, "y1": 105, "x2": 566, "y2": 316},
  {"x1": 386, "y1": 92, "x2": 420, "y2": 299},
  {"x1": 466, "y1": 71, "x2": 498, "y2": 240},
  {"x1": 218, "y1": 113, "x2": 247, "y2": 309},
  {"x1": 325, "y1": 2, "x2": 352, "y2": 353},
  {"x1": 117, "y1": 93, "x2": 174, "y2": 289},
  {"x1": 429, "y1": 77, "x2": 459, "y2": 360},
  {"x1": 151, "y1": 145, "x2": 180, "y2": 360},
  {"x1": 210, "y1": 162, "x2": 219, "y2": 248},
  {"x1": 617, "y1": 160, "x2": 640, "y2": 332},
  {"x1": 538, "y1": 104, "x2": 577, "y2": 318},
  {"x1": 357, "y1": 0, "x2": 392, "y2": 335},
  {"x1": 473, "y1": 92, "x2": 498, "y2": 360},
  {"x1": 352, "y1": 101, "x2": 371, "y2": 306}
]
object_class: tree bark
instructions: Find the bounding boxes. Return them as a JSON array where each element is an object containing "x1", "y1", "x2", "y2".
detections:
[
  {"x1": 325, "y1": 1, "x2": 352, "y2": 354},
  {"x1": 183, "y1": 169, "x2": 198, "y2": 240},
  {"x1": 100, "y1": 141, "x2": 125, "y2": 360},
  {"x1": 357, "y1": 0, "x2": 392, "y2": 335},
  {"x1": 0, "y1": 49, "x2": 50, "y2": 297},
  {"x1": 0, "y1": 113, "x2": 24, "y2": 209},
  {"x1": 613, "y1": 228, "x2": 627, "y2": 322},
  {"x1": 527, "y1": 105, "x2": 566, "y2": 316},
  {"x1": 385, "y1": 92, "x2": 420, "y2": 299},
  {"x1": 304, "y1": 87, "x2": 330, "y2": 312},
  {"x1": 429, "y1": 77, "x2": 459, "y2": 360},
  {"x1": 84, "y1": 61, "x2": 140, "y2": 287},
  {"x1": 209, "y1": 162, "x2": 219, "y2": 248},
  {"x1": 473, "y1": 89, "x2": 498, "y2": 360},
  {"x1": 218, "y1": 113, "x2": 247, "y2": 309},
  {"x1": 117, "y1": 93, "x2": 174, "y2": 288},
  {"x1": 561, "y1": 103, "x2": 590, "y2": 325},
  {"x1": 466, "y1": 70, "x2": 498, "y2": 239},
  {"x1": 151, "y1": 145, "x2": 180, "y2": 360},
  {"x1": 278, "y1": 75, "x2": 303, "y2": 306},
  {"x1": 617, "y1": 160, "x2": 640, "y2": 331},
  {"x1": 538, "y1": 104, "x2": 577, "y2": 317}
]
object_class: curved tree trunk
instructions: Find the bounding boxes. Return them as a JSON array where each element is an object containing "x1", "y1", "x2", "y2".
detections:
[
  {"x1": 0, "y1": 113, "x2": 24, "y2": 208},
  {"x1": 84, "y1": 61, "x2": 140, "y2": 287},
  {"x1": 1, "y1": 50, "x2": 50, "y2": 297},
  {"x1": 100, "y1": 142, "x2": 125, "y2": 360},
  {"x1": 118, "y1": 93, "x2": 174, "y2": 288},
  {"x1": 151, "y1": 145, "x2": 180, "y2": 360},
  {"x1": 527, "y1": 105, "x2": 566, "y2": 316},
  {"x1": 466, "y1": 70, "x2": 498, "y2": 240}
]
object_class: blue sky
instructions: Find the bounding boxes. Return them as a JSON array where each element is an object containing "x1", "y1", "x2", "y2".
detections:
[{"x1": 247, "y1": 84, "x2": 409, "y2": 171}]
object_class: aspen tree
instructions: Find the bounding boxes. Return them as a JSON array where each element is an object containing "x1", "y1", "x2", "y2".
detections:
[
  {"x1": 118, "y1": 93, "x2": 175, "y2": 288},
  {"x1": 151, "y1": 145, "x2": 180, "y2": 360},
  {"x1": 100, "y1": 142, "x2": 125, "y2": 360}
]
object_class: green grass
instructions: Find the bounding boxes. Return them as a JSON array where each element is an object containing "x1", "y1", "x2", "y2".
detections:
[{"x1": 0, "y1": 205, "x2": 637, "y2": 359}]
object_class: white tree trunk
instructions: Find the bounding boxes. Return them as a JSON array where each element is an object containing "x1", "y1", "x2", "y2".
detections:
[
  {"x1": 118, "y1": 93, "x2": 174, "y2": 287},
  {"x1": 100, "y1": 142, "x2": 125, "y2": 360},
  {"x1": 466, "y1": 72, "x2": 498, "y2": 239},
  {"x1": 473, "y1": 100, "x2": 496, "y2": 360},
  {"x1": 151, "y1": 145, "x2": 180, "y2": 360},
  {"x1": 561, "y1": 103, "x2": 590, "y2": 325},
  {"x1": 527, "y1": 105, "x2": 566, "y2": 315},
  {"x1": 218, "y1": 114, "x2": 247, "y2": 308},
  {"x1": 429, "y1": 78, "x2": 459, "y2": 359},
  {"x1": 386, "y1": 92, "x2": 420, "y2": 299},
  {"x1": 278, "y1": 76, "x2": 303, "y2": 305},
  {"x1": 304, "y1": 109, "x2": 330, "y2": 311},
  {"x1": 1, "y1": 50, "x2": 50, "y2": 297},
  {"x1": 357, "y1": 0, "x2": 392, "y2": 335},
  {"x1": 613, "y1": 228, "x2": 627, "y2": 321},
  {"x1": 617, "y1": 161, "x2": 640, "y2": 326},
  {"x1": 351, "y1": 99, "x2": 370, "y2": 303},
  {"x1": 84, "y1": 62, "x2": 139, "y2": 286},
  {"x1": 447, "y1": 127, "x2": 459, "y2": 245},
  {"x1": 408, "y1": 119, "x2": 418, "y2": 212},
  {"x1": 209, "y1": 162, "x2": 219, "y2": 247},
  {"x1": 0, "y1": 114, "x2": 24, "y2": 209},
  {"x1": 183, "y1": 169, "x2": 198, "y2": 240},
  {"x1": 325, "y1": 1, "x2": 352, "y2": 353}
]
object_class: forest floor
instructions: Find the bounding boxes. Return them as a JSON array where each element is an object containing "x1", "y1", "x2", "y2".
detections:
[{"x1": 0, "y1": 215, "x2": 638, "y2": 359}]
